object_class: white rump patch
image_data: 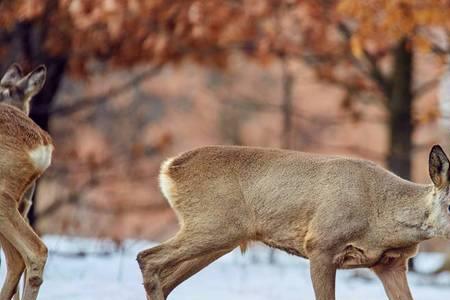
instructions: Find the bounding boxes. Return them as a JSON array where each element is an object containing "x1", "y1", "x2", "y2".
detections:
[
  {"x1": 29, "y1": 145, "x2": 53, "y2": 171},
  {"x1": 159, "y1": 158, "x2": 176, "y2": 207}
]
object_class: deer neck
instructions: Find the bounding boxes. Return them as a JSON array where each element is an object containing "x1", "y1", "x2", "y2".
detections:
[{"x1": 389, "y1": 182, "x2": 437, "y2": 242}]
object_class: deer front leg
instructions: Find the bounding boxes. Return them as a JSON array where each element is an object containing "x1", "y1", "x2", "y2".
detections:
[
  {"x1": 309, "y1": 254, "x2": 337, "y2": 300},
  {"x1": 372, "y1": 258, "x2": 413, "y2": 300}
]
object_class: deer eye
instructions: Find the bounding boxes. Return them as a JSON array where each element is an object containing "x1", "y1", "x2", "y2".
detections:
[{"x1": 448, "y1": 205, "x2": 450, "y2": 213}]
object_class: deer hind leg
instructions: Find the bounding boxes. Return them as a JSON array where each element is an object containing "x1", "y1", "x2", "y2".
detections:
[
  {"x1": 137, "y1": 225, "x2": 242, "y2": 300},
  {"x1": 372, "y1": 257, "x2": 413, "y2": 300},
  {"x1": 160, "y1": 248, "x2": 232, "y2": 297},
  {"x1": 0, "y1": 234, "x2": 25, "y2": 300},
  {"x1": 0, "y1": 193, "x2": 47, "y2": 300}
]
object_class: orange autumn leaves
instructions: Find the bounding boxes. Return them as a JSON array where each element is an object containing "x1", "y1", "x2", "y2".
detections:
[
  {"x1": 0, "y1": 1, "x2": 332, "y2": 74},
  {"x1": 1, "y1": 0, "x2": 449, "y2": 76},
  {"x1": 338, "y1": 0, "x2": 450, "y2": 55}
]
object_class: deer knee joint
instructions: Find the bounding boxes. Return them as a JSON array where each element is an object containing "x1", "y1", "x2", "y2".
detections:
[
  {"x1": 28, "y1": 275, "x2": 43, "y2": 288},
  {"x1": 137, "y1": 250, "x2": 148, "y2": 265},
  {"x1": 35, "y1": 245, "x2": 48, "y2": 267},
  {"x1": 137, "y1": 248, "x2": 162, "y2": 274},
  {"x1": 27, "y1": 247, "x2": 48, "y2": 275},
  {"x1": 137, "y1": 250, "x2": 152, "y2": 271},
  {"x1": 26, "y1": 257, "x2": 46, "y2": 288},
  {"x1": 40, "y1": 244, "x2": 49, "y2": 259}
]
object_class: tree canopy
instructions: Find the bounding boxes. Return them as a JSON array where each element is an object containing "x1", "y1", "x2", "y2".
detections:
[{"x1": 1, "y1": 1, "x2": 448, "y2": 74}]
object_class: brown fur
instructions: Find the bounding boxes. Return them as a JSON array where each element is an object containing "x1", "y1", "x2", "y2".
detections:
[
  {"x1": 0, "y1": 104, "x2": 52, "y2": 148},
  {"x1": 0, "y1": 104, "x2": 52, "y2": 194},
  {"x1": 0, "y1": 64, "x2": 51, "y2": 300},
  {"x1": 137, "y1": 145, "x2": 450, "y2": 300}
]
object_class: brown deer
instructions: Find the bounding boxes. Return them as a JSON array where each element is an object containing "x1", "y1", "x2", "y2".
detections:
[
  {"x1": 137, "y1": 145, "x2": 450, "y2": 300},
  {"x1": 0, "y1": 64, "x2": 51, "y2": 300}
]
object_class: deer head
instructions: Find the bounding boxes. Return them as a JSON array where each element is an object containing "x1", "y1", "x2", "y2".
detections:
[
  {"x1": 427, "y1": 144, "x2": 450, "y2": 238},
  {"x1": 0, "y1": 64, "x2": 46, "y2": 115}
]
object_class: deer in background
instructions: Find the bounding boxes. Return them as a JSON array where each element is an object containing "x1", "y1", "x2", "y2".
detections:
[
  {"x1": 0, "y1": 64, "x2": 51, "y2": 300},
  {"x1": 137, "y1": 145, "x2": 450, "y2": 300}
]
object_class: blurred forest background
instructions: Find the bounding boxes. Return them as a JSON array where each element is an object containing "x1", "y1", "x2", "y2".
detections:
[{"x1": 0, "y1": 0, "x2": 450, "y2": 259}]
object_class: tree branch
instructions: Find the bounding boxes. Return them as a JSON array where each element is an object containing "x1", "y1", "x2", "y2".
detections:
[
  {"x1": 216, "y1": 94, "x2": 387, "y2": 124},
  {"x1": 37, "y1": 195, "x2": 169, "y2": 219},
  {"x1": 32, "y1": 65, "x2": 162, "y2": 116},
  {"x1": 36, "y1": 194, "x2": 77, "y2": 220},
  {"x1": 36, "y1": 175, "x2": 100, "y2": 220},
  {"x1": 337, "y1": 23, "x2": 392, "y2": 99}
]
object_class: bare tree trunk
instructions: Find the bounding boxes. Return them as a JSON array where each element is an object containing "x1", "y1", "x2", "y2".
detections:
[
  {"x1": 386, "y1": 38, "x2": 413, "y2": 181},
  {"x1": 387, "y1": 38, "x2": 415, "y2": 270}
]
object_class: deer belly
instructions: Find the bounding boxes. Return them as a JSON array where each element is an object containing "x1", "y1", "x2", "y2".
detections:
[{"x1": 28, "y1": 145, "x2": 53, "y2": 171}]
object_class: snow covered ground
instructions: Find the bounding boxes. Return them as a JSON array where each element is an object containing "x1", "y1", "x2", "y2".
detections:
[{"x1": 2, "y1": 236, "x2": 450, "y2": 300}]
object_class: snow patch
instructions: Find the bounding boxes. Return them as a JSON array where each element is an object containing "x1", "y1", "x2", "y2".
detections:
[{"x1": 3, "y1": 236, "x2": 448, "y2": 300}]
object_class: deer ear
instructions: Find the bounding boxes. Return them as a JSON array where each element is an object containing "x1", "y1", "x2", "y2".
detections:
[
  {"x1": 18, "y1": 65, "x2": 46, "y2": 97},
  {"x1": 429, "y1": 145, "x2": 450, "y2": 188},
  {"x1": 1, "y1": 64, "x2": 23, "y2": 85}
]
